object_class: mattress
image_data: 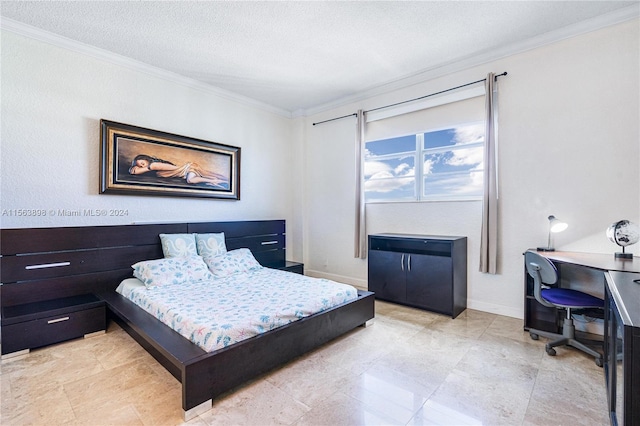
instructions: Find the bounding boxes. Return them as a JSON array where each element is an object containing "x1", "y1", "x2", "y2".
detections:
[{"x1": 116, "y1": 268, "x2": 358, "y2": 352}]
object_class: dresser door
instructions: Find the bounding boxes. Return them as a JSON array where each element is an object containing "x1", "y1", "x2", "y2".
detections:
[
  {"x1": 368, "y1": 250, "x2": 406, "y2": 303},
  {"x1": 406, "y1": 254, "x2": 452, "y2": 314}
]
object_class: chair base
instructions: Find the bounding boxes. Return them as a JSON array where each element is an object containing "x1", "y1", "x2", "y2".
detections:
[
  {"x1": 529, "y1": 322, "x2": 603, "y2": 367},
  {"x1": 546, "y1": 337, "x2": 603, "y2": 367}
]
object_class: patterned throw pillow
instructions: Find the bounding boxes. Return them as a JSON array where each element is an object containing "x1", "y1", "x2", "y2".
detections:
[
  {"x1": 195, "y1": 232, "x2": 227, "y2": 257},
  {"x1": 203, "y1": 248, "x2": 263, "y2": 278},
  {"x1": 159, "y1": 233, "x2": 198, "y2": 258},
  {"x1": 132, "y1": 255, "x2": 214, "y2": 287}
]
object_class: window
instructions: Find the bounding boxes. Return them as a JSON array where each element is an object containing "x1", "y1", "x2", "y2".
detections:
[{"x1": 364, "y1": 122, "x2": 484, "y2": 202}]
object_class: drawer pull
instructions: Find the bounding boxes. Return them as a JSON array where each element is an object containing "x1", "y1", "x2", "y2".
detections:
[
  {"x1": 26, "y1": 262, "x2": 71, "y2": 270},
  {"x1": 47, "y1": 317, "x2": 70, "y2": 324},
  {"x1": 261, "y1": 241, "x2": 278, "y2": 245}
]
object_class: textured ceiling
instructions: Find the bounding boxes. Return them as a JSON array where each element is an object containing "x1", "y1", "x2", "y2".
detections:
[{"x1": 1, "y1": 1, "x2": 637, "y2": 115}]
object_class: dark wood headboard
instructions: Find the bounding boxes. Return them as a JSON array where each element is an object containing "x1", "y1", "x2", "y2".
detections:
[{"x1": 0, "y1": 220, "x2": 286, "y2": 308}]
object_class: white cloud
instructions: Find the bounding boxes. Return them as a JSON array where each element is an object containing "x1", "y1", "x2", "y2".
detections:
[
  {"x1": 423, "y1": 158, "x2": 435, "y2": 175},
  {"x1": 365, "y1": 160, "x2": 415, "y2": 193},
  {"x1": 446, "y1": 123, "x2": 485, "y2": 167},
  {"x1": 426, "y1": 172, "x2": 482, "y2": 196},
  {"x1": 468, "y1": 170, "x2": 483, "y2": 190},
  {"x1": 364, "y1": 161, "x2": 391, "y2": 177},
  {"x1": 447, "y1": 146, "x2": 483, "y2": 167},
  {"x1": 394, "y1": 163, "x2": 414, "y2": 176},
  {"x1": 365, "y1": 160, "x2": 414, "y2": 178},
  {"x1": 451, "y1": 171, "x2": 483, "y2": 195},
  {"x1": 365, "y1": 174, "x2": 414, "y2": 193},
  {"x1": 453, "y1": 123, "x2": 484, "y2": 145}
]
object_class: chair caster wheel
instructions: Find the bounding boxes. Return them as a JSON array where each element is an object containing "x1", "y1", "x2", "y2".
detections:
[
  {"x1": 530, "y1": 332, "x2": 539, "y2": 340},
  {"x1": 595, "y1": 357, "x2": 603, "y2": 368},
  {"x1": 545, "y1": 345, "x2": 556, "y2": 356}
]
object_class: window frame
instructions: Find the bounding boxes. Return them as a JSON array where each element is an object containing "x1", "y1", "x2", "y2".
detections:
[{"x1": 364, "y1": 121, "x2": 485, "y2": 204}]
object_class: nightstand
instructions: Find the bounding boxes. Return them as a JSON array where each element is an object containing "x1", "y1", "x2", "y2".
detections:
[
  {"x1": 1, "y1": 294, "x2": 106, "y2": 357},
  {"x1": 275, "y1": 261, "x2": 304, "y2": 275}
]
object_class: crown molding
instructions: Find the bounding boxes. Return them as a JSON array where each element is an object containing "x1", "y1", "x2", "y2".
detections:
[
  {"x1": 0, "y1": 17, "x2": 294, "y2": 119},
  {"x1": 302, "y1": 4, "x2": 640, "y2": 117}
]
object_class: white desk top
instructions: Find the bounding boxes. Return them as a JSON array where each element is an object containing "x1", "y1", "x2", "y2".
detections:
[{"x1": 532, "y1": 250, "x2": 640, "y2": 274}]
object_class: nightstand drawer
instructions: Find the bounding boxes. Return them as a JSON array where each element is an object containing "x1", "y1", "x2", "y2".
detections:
[{"x1": 2, "y1": 305, "x2": 106, "y2": 354}]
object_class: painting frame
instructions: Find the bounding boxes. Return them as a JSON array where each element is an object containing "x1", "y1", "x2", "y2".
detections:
[{"x1": 100, "y1": 120, "x2": 240, "y2": 200}]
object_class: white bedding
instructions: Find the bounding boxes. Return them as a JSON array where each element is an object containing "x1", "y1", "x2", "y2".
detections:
[{"x1": 116, "y1": 268, "x2": 358, "y2": 352}]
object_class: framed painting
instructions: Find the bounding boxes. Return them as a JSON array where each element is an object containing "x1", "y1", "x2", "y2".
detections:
[{"x1": 100, "y1": 120, "x2": 240, "y2": 199}]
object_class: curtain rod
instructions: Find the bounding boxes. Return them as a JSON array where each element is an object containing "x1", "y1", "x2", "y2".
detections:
[
  {"x1": 312, "y1": 113, "x2": 358, "y2": 126},
  {"x1": 312, "y1": 71, "x2": 507, "y2": 126},
  {"x1": 366, "y1": 71, "x2": 507, "y2": 113}
]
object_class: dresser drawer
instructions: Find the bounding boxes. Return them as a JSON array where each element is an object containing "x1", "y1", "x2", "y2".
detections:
[
  {"x1": 2, "y1": 305, "x2": 105, "y2": 354},
  {"x1": 369, "y1": 236, "x2": 453, "y2": 256}
]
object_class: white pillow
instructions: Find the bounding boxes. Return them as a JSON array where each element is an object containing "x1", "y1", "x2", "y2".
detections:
[
  {"x1": 132, "y1": 255, "x2": 213, "y2": 287},
  {"x1": 203, "y1": 248, "x2": 262, "y2": 278},
  {"x1": 195, "y1": 232, "x2": 227, "y2": 257},
  {"x1": 159, "y1": 233, "x2": 197, "y2": 258},
  {"x1": 115, "y1": 277, "x2": 145, "y2": 298}
]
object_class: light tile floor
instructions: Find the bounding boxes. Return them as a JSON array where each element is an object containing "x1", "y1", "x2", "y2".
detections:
[{"x1": 1, "y1": 301, "x2": 608, "y2": 425}]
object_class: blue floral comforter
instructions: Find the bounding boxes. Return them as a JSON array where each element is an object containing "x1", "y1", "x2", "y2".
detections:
[{"x1": 120, "y1": 268, "x2": 358, "y2": 352}]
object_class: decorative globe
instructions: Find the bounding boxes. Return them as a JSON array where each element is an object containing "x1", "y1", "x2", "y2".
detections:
[{"x1": 606, "y1": 220, "x2": 640, "y2": 247}]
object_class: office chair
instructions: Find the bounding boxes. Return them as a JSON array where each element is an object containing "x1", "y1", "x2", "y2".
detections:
[{"x1": 525, "y1": 250, "x2": 604, "y2": 366}]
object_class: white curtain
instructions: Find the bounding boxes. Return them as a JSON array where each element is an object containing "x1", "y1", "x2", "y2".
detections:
[
  {"x1": 354, "y1": 109, "x2": 367, "y2": 259},
  {"x1": 479, "y1": 72, "x2": 499, "y2": 274}
]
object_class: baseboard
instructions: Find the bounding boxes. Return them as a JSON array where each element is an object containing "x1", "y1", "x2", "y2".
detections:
[
  {"x1": 467, "y1": 299, "x2": 523, "y2": 319},
  {"x1": 305, "y1": 269, "x2": 368, "y2": 291}
]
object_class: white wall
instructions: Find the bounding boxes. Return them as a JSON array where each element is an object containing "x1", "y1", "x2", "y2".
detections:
[
  {"x1": 302, "y1": 19, "x2": 640, "y2": 318},
  {"x1": 0, "y1": 31, "x2": 300, "y2": 259}
]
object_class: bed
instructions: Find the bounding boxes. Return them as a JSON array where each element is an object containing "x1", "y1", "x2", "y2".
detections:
[{"x1": 0, "y1": 220, "x2": 375, "y2": 420}]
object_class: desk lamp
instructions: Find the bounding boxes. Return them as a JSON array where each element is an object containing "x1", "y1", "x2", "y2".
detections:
[{"x1": 537, "y1": 215, "x2": 568, "y2": 252}]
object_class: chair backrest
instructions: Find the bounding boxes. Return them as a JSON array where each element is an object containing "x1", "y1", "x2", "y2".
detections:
[{"x1": 525, "y1": 250, "x2": 558, "y2": 308}]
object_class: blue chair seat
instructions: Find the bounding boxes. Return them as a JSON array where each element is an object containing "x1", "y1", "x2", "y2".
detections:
[{"x1": 541, "y1": 288, "x2": 604, "y2": 309}]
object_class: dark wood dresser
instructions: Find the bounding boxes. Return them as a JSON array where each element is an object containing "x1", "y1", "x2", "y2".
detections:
[{"x1": 367, "y1": 234, "x2": 467, "y2": 318}]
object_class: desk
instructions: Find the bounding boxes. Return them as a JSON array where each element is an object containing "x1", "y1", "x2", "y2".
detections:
[
  {"x1": 534, "y1": 251, "x2": 640, "y2": 273},
  {"x1": 524, "y1": 250, "x2": 640, "y2": 426},
  {"x1": 524, "y1": 250, "x2": 640, "y2": 336}
]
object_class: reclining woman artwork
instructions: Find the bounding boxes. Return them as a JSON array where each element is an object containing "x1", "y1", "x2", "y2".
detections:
[{"x1": 129, "y1": 154, "x2": 229, "y2": 189}]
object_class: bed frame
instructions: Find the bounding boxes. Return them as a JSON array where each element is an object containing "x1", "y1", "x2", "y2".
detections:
[{"x1": 0, "y1": 220, "x2": 375, "y2": 420}]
